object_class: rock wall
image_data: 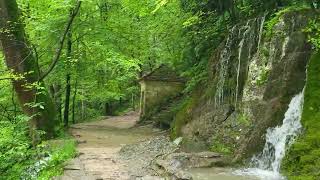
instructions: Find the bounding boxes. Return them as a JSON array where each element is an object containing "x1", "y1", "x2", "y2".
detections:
[{"x1": 172, "y1": 9, "x2": 316, "y2": 161}]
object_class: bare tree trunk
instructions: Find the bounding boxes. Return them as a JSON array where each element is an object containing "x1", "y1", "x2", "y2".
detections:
[
  {"x1": 50, "y1": 84, "x2": 63, "y2": 123},
  {"x1": 72, "y1": 79, "x2": 78, "y2": 124},
  {"x1": 81, "y1": 99, "x2": 85, "y2": 120},
  {"x1": 132, "y1": 93, "x2": 135, "y2": 111},
  {"x1": 64, "y1": 74, "x2": 71, "y2": 127},
  {"x1": 63, "y1": 30, "x2": 72, "y2": 127},
  {"x1": 54, "y1": 84, "x2": 63, "y2": 122},
  {"x1": 0, "y1": 0, "x2": 56, "y2": 140}
]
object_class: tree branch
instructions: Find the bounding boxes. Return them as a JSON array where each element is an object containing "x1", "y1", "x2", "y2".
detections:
[{"x1": 38, "y1": 1, "x2": 82, "y2": 81}]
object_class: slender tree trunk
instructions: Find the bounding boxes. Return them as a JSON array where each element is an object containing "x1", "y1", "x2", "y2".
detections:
[
  {"x1": 64, "y1": 74, "x2": 71, "y2": 127},
  {"x1": 72, "y1": 79, "x2": 78, "y2": 124},
  {"x1": 81, "y1": 99, "x2": 85, "y2": 120},
  {"x1": 50, "y1": 84, "x2": 63, "y2": 123},
  {"x1": 132, "y1": 93, "x2": 135, "y2": 111},
  {"x1": 63, "y1": 29, "x2": 72, "y2": 127},
  {"x1": 0, "y1": 0, "x2": 56, "y2": 140},
  {"x1": 54, "y1": 84, "x2": 63, "y2": 122}
]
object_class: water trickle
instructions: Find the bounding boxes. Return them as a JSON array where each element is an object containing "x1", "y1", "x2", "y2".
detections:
[
  {"x1": 215, "y1": 26, "x2": 237, "y2": 106},
  {"x1": 235, "y1": 25, "x2": 249, "y2": 107},
  {"x1": 235, "y1": 90, "x2": 304, "y2": 179},
  {"x1": 257, "y1": 15, "x2": 266, "y2": 52},
  {"x1": 281, "y1": 36, "x2": 290, "y2": 60}
]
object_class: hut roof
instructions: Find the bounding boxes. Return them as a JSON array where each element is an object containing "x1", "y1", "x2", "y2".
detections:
[{"x1": 139, "y1": 64, "x2": 185, "y2": 82}]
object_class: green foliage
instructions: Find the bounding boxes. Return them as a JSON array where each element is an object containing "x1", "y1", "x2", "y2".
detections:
[
  {"x1": 38, "y1": 139, "x2": 77, "y2": 179},
  {"x1": 305, "y1": 17, "x2": 320, "y2": 49},
  {"x1": 182, "y1": 60, "x2": 208, "y2": 93},
  {"x1": 282, "y1": 52, "x2": 320, "y2": 180},
  {"x1": 256, "y1": 66, "x2": 270, "y2": 86},
  {"x1": 0, "y1": 116, "x2": 76, "y2": 179},
  {"x1": 237, "y1": 113, "x2": 251, "y2": 126},
  {"x1": 0, "y1": 117, "x2": 32, "y2": 179},
  {"x1": 265, "y1": 5, "x2": 310, "y2": 38},
  {"x1": 210, "y1": 138, "x2": 232, "y2": 155}
]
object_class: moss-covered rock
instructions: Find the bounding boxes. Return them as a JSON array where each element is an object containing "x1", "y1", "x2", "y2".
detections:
[
  {"x1": 282, "y1": 52, "x2": 320, "y2": 180},
  {"x1": 170, "y1": 91, "x2": 200, "y2": 139}
]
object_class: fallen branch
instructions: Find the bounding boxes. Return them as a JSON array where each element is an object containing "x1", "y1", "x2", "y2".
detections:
[{"x1": 38, "y1": 1, "x2": 82, "y2": 81}]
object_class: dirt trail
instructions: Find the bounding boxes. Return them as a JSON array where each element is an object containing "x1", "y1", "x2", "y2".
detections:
[
  {"x1": 55, "y1": 112, "x2": 256, "y2": 180},
  {"x1": 56, "y1": 112, "x2": 161, "y2": 180}
]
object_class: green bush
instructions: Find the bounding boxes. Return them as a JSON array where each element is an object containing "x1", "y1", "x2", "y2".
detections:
[{"x1": 0, "y1": 117, "x2": 35, "y2": 180}]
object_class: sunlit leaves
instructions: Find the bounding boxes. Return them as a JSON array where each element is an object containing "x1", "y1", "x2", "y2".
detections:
[{"x1": 152, "y1": 0, "x2": 168, "y2": 14}]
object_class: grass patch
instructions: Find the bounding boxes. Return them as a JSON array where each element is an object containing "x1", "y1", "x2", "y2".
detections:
[
  {"x1": 282, "y1": 52, "x2": 320, "y2": 180},
  {"x1": 237, "y1": 112, "x2": 251, "y2": 127},
  {"x1": 210, "y1": 138, "x2": 232, "y2": 155}
]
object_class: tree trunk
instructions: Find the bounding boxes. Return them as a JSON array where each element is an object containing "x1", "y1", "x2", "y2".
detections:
[
  {"x1": 63, "y1": 30, "x2": 72, "y2": 127},
  {"x1": 72, "y1": 79, "x2": 78, "y2": 124},
  {"x1": 54, "y1": 84, "x2": 63, "y2": 122},
  {"x1": 81, "y1": 99, "x2": 85, "y2": 120},
  {"x1": 63, "y1": 74, "x2": 71, "y2": 127},
  {"x1": 0, "y1": 0, "x2": 56, "y2": 140},
  {"x1": 50, "y1": 84, "x2": 63, "y2": 123},
  {"x1": 132, "y1": 93, "x2": 135, "y2": 111}
]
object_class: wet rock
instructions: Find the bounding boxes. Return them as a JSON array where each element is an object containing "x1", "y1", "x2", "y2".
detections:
[{"x1": 154, "y1": 152, "x2": 225, "y2": 180}]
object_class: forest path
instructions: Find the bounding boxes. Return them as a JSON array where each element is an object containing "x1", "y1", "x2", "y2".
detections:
[{"x1": 56, "y1": 111, "x2": 160, "y2": 180}]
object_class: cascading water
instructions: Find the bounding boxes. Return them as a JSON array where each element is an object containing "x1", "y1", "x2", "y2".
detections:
[
  {"x1": 234, "y1": 90, "x2": 305, "y2": 180},
  {"x1": 214, "y1": 26, "x2": 237, "y2": 106},
  {"x1": 257, "y1": 14, "x2": 266, "y2": 52},
  {"x1": 215, "y1": 16, "x2": 266, "y2": 107},
  {"x1": 235, "y1": 22, "x2": 251, "y2": 107}
]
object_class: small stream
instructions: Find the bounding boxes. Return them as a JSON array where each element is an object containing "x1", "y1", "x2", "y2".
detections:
[{"x1": 189, "y1": 167, "x2": 258, "y2": 180}]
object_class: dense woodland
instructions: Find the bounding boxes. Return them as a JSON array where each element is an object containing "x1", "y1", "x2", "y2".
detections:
[{"x1": 1, "y1": 0, "x2": 320, "y2": 179}]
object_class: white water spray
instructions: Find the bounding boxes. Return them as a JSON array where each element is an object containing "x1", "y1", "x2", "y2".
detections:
[{"x1": 235, "y1": 90, "x2": 304, "y2": 179}]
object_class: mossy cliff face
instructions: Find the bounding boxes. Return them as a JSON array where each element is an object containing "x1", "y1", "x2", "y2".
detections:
[
  {"x1": 171, "y1": 9, "x2": 317, "y2": 162},
  {"x1": 281, "y1": 52, "x2": 320, "y2": 180}
]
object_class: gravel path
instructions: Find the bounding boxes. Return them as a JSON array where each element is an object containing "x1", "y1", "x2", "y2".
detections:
[{"x1": 55, "y1": 112, "x2": 164, "y2": 180}]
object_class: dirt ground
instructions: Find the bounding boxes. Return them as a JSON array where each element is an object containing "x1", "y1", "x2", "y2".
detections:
[{"x1": 55, "y1": 112, "x2": 162, "y2": 180}]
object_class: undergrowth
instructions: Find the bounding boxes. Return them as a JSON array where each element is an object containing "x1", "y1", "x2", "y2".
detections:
[
  {"x1": 37, "y1": 139, "x2": 77, "y2": 179},
  {"x1": 0, "y1": 119, "x2": 77, "y2": 180}
]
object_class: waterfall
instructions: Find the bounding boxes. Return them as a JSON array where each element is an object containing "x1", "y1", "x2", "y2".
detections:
[
  {"x1": 235, "y1": 24, "x2": 250, "y2": 107},
  {"x1": 216, "y1": 16, "x2": 267, "y2": 107},
  {"x1": 234, "y1": 90, "x2": 305, "y2": 179},
  {"x1": 214, "y1": 26, "x2": 237, "y2": 106}
]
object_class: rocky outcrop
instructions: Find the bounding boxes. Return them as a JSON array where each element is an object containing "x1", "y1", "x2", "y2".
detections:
[
  {"x1": 172, "y1": 9, "x2": 316, "y2": 161},
  {"x1": 118, "y1": 135, "x2": 229, "y2": 180}
]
